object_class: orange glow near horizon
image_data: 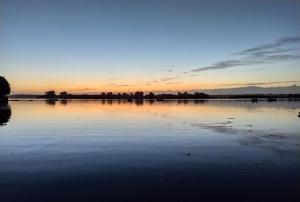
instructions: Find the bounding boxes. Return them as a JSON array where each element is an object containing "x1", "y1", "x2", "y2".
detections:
[
  {"x1": 10, "y1": 80, "x2": 216, "y2": 94},
  {"x1": 10, "y1": 78, "x2": 300, "y2": 94}
]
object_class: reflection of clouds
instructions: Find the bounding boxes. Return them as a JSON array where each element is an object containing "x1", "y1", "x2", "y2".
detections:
[
  {"x1": 0, "y1": 104, "x2": 11, "y2": 126},
  {"x1": 239, "y1": 135, "x2": 300, "y2": 158},
  {"x1": 190, "y1": 36, "x2": 300, "y2": 73},
  {"x1": 191, "y1": 122, "x2": 300, "y2": 158},
  {"x1": 222, "y1": 80, "x2": 300, "y2": 87}
]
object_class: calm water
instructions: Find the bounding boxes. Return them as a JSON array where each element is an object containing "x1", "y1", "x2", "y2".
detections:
[{"x1": 0, "y1": 100, "x2": 299, "y2": 201}]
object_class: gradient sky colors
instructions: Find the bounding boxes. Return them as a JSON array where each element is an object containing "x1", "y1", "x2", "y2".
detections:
[{"x1": 1, "y1": 0, "x2": 300, "y2": 94}]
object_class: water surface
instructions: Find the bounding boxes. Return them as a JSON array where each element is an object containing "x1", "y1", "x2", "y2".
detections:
[{"x1": 0, "y1": 100, "x2": 299, "y2": 201}]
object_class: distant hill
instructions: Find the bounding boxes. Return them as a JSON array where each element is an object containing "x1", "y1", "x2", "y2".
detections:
[{"x1": 196, "y1": 85, "x2": 300, "y2": 95}]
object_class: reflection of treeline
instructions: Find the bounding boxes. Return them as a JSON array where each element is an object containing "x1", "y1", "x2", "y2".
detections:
[
  {"x1": 38, "y1": 91, "x2": 210, "y2": 100},
  {"x1": 46, "y1": 99, "x2": 209, "y2": 106}
]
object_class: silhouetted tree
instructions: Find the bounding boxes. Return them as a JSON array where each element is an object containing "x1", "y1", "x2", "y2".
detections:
[
  {"x1": 106, "y1": 92, "x2": 113, "y2": 99},
  {"x1": 144, "y1": 92, "x2": 156, "y2": 99},
  {"x1": 194, "y1": 92, "x2": 210, "y2": 99},
  {"x1": 45, "y1": 91, "x2": 56, "y2": 98},
  {"x1": 183, "y1": 92, "x2": 188, "y2": 98},
  {"x1": 0, "y1": 76, "x2": 10, "y2": 98},
  {"x1": 129, "y1": 93, "x2": 134, "y2": 99},
  {"x1": 60, "y1": 91, "x2": 68, "y2": 99},
  {"x1": 122, "y1": 93, "x2": 128, "y2": 99},
  {"x1": 149, "y1": 92, "x2": 156, "y2": 99},
  {"x1": 134, "y1": 91, "x2": 144, "y2": 99}
]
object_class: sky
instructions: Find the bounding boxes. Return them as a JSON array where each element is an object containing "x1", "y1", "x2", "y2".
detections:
[{"x1": 1, "y1": 0, "x2": 300, "y2": 94}]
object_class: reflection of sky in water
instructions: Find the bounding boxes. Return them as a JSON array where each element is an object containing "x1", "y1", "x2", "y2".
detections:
[{"x1": 0, "y1": 100, "x2": 299, "y2": 201}]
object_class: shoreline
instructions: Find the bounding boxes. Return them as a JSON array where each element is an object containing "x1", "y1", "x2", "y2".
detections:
[{"x1": 7, "y1": 97, "x2": 300, "y2": 102}]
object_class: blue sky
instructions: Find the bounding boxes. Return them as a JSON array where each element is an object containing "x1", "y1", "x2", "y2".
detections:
[{"x1": 1, "y1": 0, "x2": 300, "y2": 93}]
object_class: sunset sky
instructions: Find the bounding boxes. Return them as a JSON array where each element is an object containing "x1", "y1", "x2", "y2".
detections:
[{"x1": 1, "y1": 0, "x2": 300, "y2": 94}]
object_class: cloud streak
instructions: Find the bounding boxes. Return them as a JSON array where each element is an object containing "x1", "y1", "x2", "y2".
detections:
[
  {"x1": 190, "y1": 36, "x2": 300, "y2": 73},
  {"x1": 221, "y1": 80, "x2": 300, "y2": 87},
  {"x1": 69, "y1": 88, "x2": 98, "y2": 92},
  {"x1": 115, "y1": 84, "x2": 136, "y2": 87},
  {"x1": 160, "y1": 76, "x2": 180, "y2": 82},
  {"x1": 102, "y1": 83, "x2": 136, "y2": 88},
  {"x1": 240, "y1": 36, "x2": 300, "y2": 55},
  {"x1": 191, "y1": 60, "x2": 258, "y2": 72},
  {"x1": 165, "y1": 81, "x2": 182, "y2": 85}
]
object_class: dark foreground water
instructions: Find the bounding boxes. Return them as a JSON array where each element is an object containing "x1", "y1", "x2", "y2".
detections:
[{"x1": 0, "y1": 99, "x2": 299, "y2": 201}]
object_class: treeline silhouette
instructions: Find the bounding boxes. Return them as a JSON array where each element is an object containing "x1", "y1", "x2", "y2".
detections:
[
  {"x1": 38, "y1": 91, "x2": 210, "y2": 100},
  {"x1": 37, "y1": 90, "x2": 300, "y2": 101}
]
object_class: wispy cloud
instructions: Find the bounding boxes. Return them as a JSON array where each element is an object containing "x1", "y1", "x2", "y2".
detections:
[
  {"x1": 191, "y1": 60, "x2": 257, "y2": 72},
  {"x1": 102, "y1": 83, "x2": 116, "y2": 87},
  {"x1": 105, "y1": 78, "x2": 117, "y2": 82},
  {"x1": 161, "y1": 76, "x2": 180, "y2": 82},
  {"x1": 239, "y1": 36, "x2": 300, "y2": 55},
  {"x1": 162, "y1": 65, "x2": 175, "y2": 68},
  {"x1": 190, "y1": 36, "x2": 300, "y2": 73},
  {"x1": 221, "y1": 80, "x2": 300, "y2": 87},
  {"x1": 165, "y1": 81, "x2": 182, "y2": 85},
  {"x1": 115, "y1": 84, "x2": 136, "y2": 87},
  {"x1": 266, "y1": 54, "x2": 300, "y2": 60},
  {"x1": 69, "y1": 88, "x2": 98, "y2": 92},
  {"x1": 161, "y1": 65, "x2": 175, "y2": 73},
  {"x1": 155, "y1": 37, "x2": 299, "y2": 85},
  {"x1": 102, "y1": 83, "x2": 136, "y2": 88}
]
